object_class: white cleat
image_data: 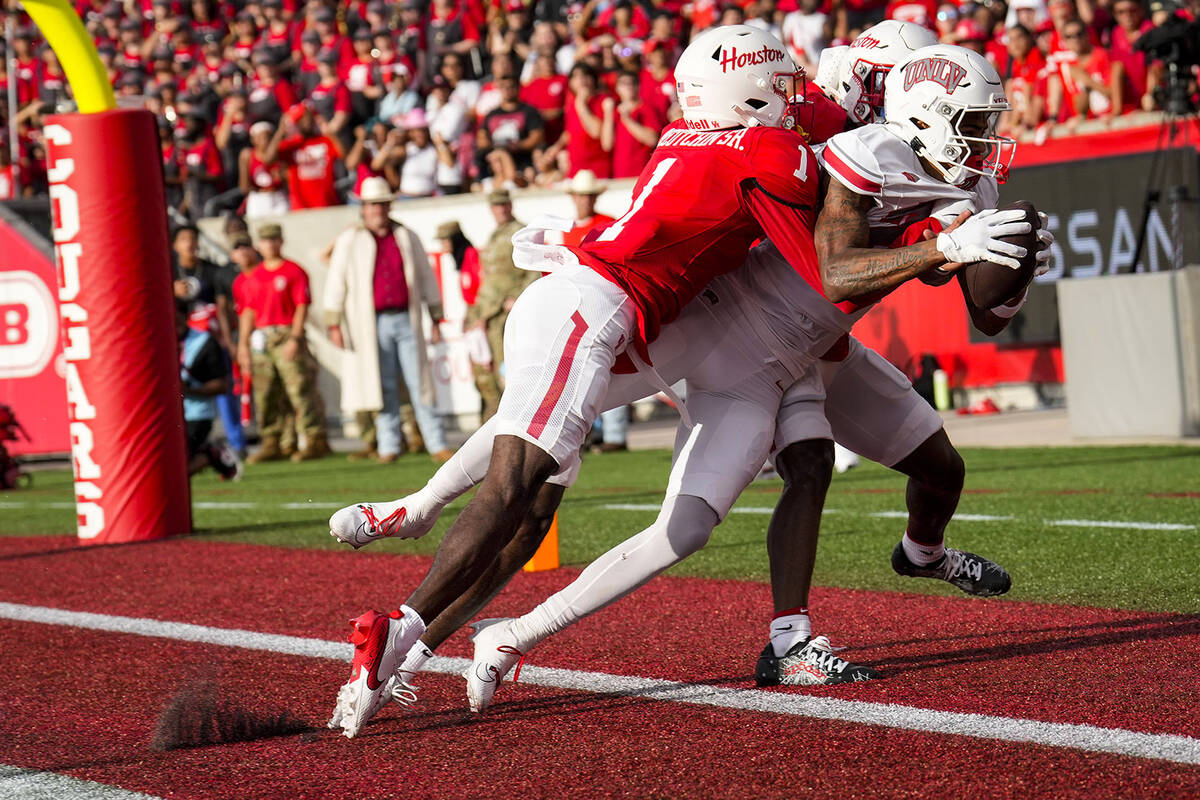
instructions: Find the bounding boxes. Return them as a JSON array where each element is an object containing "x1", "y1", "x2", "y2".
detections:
[
  {"x1": 465, "y1": 618, "x2": 527, "y2": 714},
  {"x1": 329, "y1": 496, "x2": 440, "y2": 549},
  {"x1": 328, "y1": 606, "x2": 425, "y2": 738}
]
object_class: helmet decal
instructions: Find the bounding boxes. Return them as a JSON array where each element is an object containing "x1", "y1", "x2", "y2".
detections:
[
  {"x1": 902, "y1": 57, "x2": 969, "y2": 94},
  {"x1": 716, "y1": 44, "x2": 790, "y2": 73}
]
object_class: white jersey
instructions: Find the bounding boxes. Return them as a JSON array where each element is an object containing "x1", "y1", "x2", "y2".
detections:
[{"x1": 820, "y1": 122, "x2": 999, "y2": 247}]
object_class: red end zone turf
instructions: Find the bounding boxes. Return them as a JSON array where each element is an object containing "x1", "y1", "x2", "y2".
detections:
[{"x1": 0, "y1": 535, "x2": 1196, "y2": 798}]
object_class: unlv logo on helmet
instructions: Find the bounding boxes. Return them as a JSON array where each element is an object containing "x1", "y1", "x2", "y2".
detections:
[
  {"x1": 718, "y1": 44, "x2": 787, "y2": 73},
  {"x1": 851, "y1": 35, "x2": 882, "y2": 49},
  {"x1": 902, "y1": 57, "x2": 968, "y2": 94}
]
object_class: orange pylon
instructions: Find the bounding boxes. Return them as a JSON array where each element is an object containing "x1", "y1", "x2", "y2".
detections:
[{"x1": 523, "y1": 513, "x2": 560, "y2": 572}]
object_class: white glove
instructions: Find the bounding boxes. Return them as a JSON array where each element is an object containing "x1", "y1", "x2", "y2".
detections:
[
  {"x1": 936, "y1": 208, "x2": 1032, "y2": 269},
  {"x1": 1034, "y1": 226, "x2": 1054, "y2": 277}
]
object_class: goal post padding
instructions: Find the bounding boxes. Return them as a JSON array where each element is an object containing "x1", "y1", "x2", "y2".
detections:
[{"x1": 46, "y1": 108, "x2": 193, "y2": 543}]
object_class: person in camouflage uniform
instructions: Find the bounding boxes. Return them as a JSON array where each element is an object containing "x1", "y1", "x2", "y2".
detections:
[
  {"x1": 466, "y1": 189, "x2": 540, "y2": 421},
  {"x1": 235, "y1": 223, "x2": 329, "y2": 463}
]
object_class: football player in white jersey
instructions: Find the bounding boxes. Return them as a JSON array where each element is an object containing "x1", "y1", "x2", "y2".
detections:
[{"x1": 753, "y1": 43, "x2": 1056, "y2": 685}]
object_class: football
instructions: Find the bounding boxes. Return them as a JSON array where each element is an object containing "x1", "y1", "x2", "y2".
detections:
[{"x1": 959, "y1": 200, "x2": 1041, "y2": 309}]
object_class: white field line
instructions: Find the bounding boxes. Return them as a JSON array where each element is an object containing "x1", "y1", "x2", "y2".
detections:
[
  {"x1": 0, "y1": 602, "x2": 1196, "y2": 766},
  {"x1": 1, "y1": 501, "x2": 1192, "y2": 533},
  {"x1": 1045, "y1": 519, "x2": 1195, "y2": 531},
  {"x1": 602, "y1": 504, "x2": 1193, "y2": 531},
  {"x1": 0, "y1": 765, "x2": 164, "y2": 800}
]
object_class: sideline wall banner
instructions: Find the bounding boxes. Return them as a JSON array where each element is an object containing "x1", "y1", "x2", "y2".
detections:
[
  {"x1": 0, "y1": 211, "x2": 69, "y2": 455},
  {"x1": 44, "y1": 109, "x2": 192, "y2": 543}
]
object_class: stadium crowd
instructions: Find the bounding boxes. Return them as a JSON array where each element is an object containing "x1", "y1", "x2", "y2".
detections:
[{"x1": 0, "y1": 0, "x2": 1191, "y2": 209}]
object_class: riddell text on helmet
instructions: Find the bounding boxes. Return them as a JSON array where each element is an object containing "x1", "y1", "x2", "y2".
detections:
[
  {"x1": 719, "y1": 45, "x2": 787, "y2": 73},
  {"x1": 45, "y1": 124, "x2": 105, "y2": 540},
  {"x1": 902, "y1": 57, "x2": 968, "y2": 94}
]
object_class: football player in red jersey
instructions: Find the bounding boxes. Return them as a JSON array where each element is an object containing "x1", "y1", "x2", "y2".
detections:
[
  {"x1": 327, "y1": 29, "x2": 1036, "y2": 735},
  {"x1": 326, "y1": 24, "x2": 839, "y2": 738},
  {"x1": 331, "y1": 40, "x2": 1046, "y2": 707}
]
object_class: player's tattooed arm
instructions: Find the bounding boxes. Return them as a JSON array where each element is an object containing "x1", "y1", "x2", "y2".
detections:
[{"x1": 816, "y1": 181, "x2": 948, "y2": 304}]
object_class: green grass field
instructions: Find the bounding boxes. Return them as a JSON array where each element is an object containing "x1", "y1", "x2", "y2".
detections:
[{"x1": 4, "y1": 445, "x2": 1199, "y2": 613}]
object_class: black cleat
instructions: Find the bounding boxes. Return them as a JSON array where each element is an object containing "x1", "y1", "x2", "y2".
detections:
[
  {"x1": 891, "y1": 542, "x2": 1011, "y2": 597},
  {"x1": 755, "y1": 636, "x2": 880, "y2": 687}
]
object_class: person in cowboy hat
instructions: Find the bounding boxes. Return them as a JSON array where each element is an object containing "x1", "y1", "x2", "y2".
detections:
[{"x1": 323, "y1": 176, "x2": 452, "y2": 464}]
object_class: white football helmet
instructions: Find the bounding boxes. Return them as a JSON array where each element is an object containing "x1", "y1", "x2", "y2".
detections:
[
  {"x1": 828, "y1": 20, "x2": 937, "y2": 124},
  {"x1": 675, "y1": 24, "x2": 806, "y2": 131},
  {"x1": 883, "y1": 44, "x2": 1016, "y2": 186}
]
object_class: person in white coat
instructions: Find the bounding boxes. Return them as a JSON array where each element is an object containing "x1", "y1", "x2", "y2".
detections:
[{"x1": 323, "y1": 177, "x2": 452, "y2": 463}]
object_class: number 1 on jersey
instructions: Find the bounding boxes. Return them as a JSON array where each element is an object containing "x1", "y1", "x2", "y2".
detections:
[
  {"x1": 597, "y1": 157, "x2": 678, "y2": 242},
  {"x1": 793, "y1": 145, "x2": 808, "y2": 182}
]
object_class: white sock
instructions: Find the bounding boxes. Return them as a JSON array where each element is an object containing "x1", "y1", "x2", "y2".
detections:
[
  {"x1": 509, "y1": 495, "x2": 719, "y2": 648},
  {"x1": 902, "y1": 531, "x2": 945, "y2": 566},
  {"x1": 422, "y1": 416, "x2": 500, "y2": 508},
  {"x1": 397, "y1": 640, "x2": 433, "y2": 681},
  {"x1": 770, "y1": 611, "x2": 812, "y2": 657}
]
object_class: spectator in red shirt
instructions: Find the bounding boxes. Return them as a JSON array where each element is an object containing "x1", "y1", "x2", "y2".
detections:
[
  {"x1": 594, "y1": 0, "x2": 652, "y2": 38},
  {"x1": 537, "y1": 62, "x2": 612, "y2": 180},
  {"x1": 954, "y1": 19, "x2": 990, "y2": 55},
  {"x1": 260, "y1": 0, "x2": 299, "y2": 66},
  {"x1": 295, "y1": 31, "x2": 324, "y2": 96},
  {"x1": 1108, "y1": 0, "x2": 1157, "y2": 110},
  {"x1": 230, "y1": 12, "x2": 259, "y2": 67},
  {"x1": 190, "y1": 0, "x2": 225, "y2": 38},
  {"x1": 11, "y1": 30, "x2": 40, "y2": 107},
  {"x1": 479, "y1": 74, "x2": 546, "y2": 187},
  {"x1": 1049, "y1": 18, "x2": 1124, "y2": 124},
  {"x1": 604, "y1": 70, "x2": 661, "y2": 179},
  {"x1": 310, "y1": 48, "x2": 354, "y2": 143},
  {"x1": 886, "y1": 0, "x2": 939, "y2": 29},
  {"x1": 640, "y1": 38, "x2": 678, "y2": 122},
  {"x1": 488, "y1": 0, "x2": 536, "y2": 62},
  {"x1": 427, "y1": 0, "x2": 482, "y2": 82},
  {"x1": 345, "y1": 27, "x2": 386, "y2": 122},
  {"x1": 396, "y1": 0, "x2": 429, "y2": 85},
  {"x1": 240, "y1": 121, "x2": 291, "y2": 219},
  {"x1": 520, "y1": 52, "x2": 568, "y2": 143},
  {"x1": 268, "y1": 104, "x2": 343, "y2": 209},
  {"x1": 246, "y1": 49, "x2": 297, "y2": 124},
  {"x1": 237, "y1": 222, "x2": 329, "y2": 463},
  {"x1": 996, "y1": 24, "x2": 1048, "y2": 134},
  {"x1": 179, "y1": 109, "x2": 225, "y2": 217},
  {"x1": 345, "y1": 120, "x2": 405, "y2": 195}
]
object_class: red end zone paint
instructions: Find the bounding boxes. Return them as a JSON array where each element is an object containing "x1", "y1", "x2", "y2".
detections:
[
  {"x1": 0, "y1": 535, "x2": 1197, "y2": 744},
  {"x1": 1, "y1": 624, "x2": 1199, "y2": 800}
]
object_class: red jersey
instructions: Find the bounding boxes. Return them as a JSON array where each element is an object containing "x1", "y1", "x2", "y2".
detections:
[
  {"x1": 573, "y1": 122, "x2": 822, "y2": 348},
  {"x1": 277, "y1": 135, "x2": 341, "y2": 209},
  {"x1": 240, "y1": 260, "x2": 311, "y2": 327},
  {"x1": 612, "y1": 104, "x2": 661, "y2": 179},
  {"x1": 1063, "y1": 48, "x2": 1115, "y2": 117},
  {"x1": 565, "y1": 93, "x2": 612, "y2": 178}
]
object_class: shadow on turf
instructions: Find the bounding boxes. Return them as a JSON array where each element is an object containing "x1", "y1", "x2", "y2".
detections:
[
  {"x1": 344, "y1": 673, "x2": 756, "y2": 739},
  {"x1": 868, "y1": 612, "x2": 1200, "y2": 674}
]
